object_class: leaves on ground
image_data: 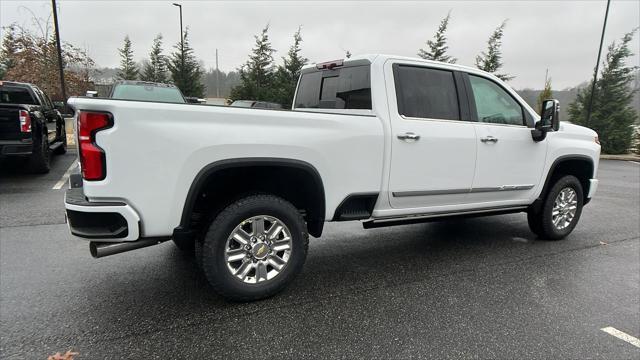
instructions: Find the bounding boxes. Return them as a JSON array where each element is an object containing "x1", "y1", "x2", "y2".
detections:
[{"x1": 47, "y1": 350, "x2": 79, "y2": 360}]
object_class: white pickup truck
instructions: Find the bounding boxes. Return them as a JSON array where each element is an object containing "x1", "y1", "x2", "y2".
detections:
[{"x1": 65, "y1": 54, "x2": 600, "y2": 301}]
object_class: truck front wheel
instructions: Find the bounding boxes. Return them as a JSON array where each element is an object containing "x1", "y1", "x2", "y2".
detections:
[
  {"x1": 528, "y1": 175, "x2": 584, "y2": 240},
  {"x1": 200, "y1": 194, "x2": 308, "y2": 301}
]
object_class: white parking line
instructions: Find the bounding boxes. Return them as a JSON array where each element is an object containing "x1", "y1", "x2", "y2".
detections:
[
  {"x1": 629, "y1": 161, "x2": 640, "y2": 165},
  {"x1": 601, "y1": 327, "x2": 640, "y2": 348},
  {"x1": 52, "y1": 161, "x2": 78, "y2": 190}
]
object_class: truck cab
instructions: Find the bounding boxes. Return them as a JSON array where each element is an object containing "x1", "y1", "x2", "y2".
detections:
[{"x1": 292, "y1": 55, "x2": 599, "y2": 223}]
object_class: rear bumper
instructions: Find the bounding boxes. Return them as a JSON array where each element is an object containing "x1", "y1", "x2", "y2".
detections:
[
  {"x1": 0, "y1": 140, "x2": 32, "y2": 156},
  {"x1": 64, "y1": 187, "x2": 141, "y2": 242}
]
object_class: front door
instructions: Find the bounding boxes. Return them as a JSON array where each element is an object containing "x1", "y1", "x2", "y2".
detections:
[
  {"x1": 387, "y1": 62, "x2": 477, "y2": 209},
  {"x1": 466, "y1": 74, "x2": 547, "y2": 204}
]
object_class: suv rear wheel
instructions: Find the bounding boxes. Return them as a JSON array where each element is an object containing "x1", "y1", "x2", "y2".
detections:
[
  {"x1": 200, "y1": 194, "x2": 308, "y2": 301},
  {"x1": 528, "y1": 175, "x2": 584, "y2": 240}
]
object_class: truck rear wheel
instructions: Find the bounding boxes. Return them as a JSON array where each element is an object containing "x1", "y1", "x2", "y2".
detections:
[
  {"x1": 200, "y1": 194, "x2": 308, "y2": 302},
  {"x1": 528, "y1": 175, "x2": 584, "y2": 240},
  {"x1": 28, "y1": 132, "x2": 50, "y2": 173}
]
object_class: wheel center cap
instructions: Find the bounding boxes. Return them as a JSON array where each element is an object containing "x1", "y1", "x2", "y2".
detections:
[{"x1": 251, "y1": 243, "x2": 269, "y2": 260}]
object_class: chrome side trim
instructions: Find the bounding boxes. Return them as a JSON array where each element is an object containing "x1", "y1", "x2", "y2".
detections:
[
  {"x1": 372, "y1": 206, "x2": 529, "y2": 223},
  {"x1": 470, "y1": 184, "x2": 535, "y2": 193},
  {"x1": 392, "y1": 184, "x2": 534, "y2": 197},
  {"x1": 392, "y1": 189, "x2": 469, "y2": 197}
]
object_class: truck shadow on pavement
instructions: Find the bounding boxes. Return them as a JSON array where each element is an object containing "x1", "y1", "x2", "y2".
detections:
[
  {"x1": 0, "y1": 151, "x2": 72, "y2": 177},
  {"x1": 73, "y1": 215, "x2": 547, "y2": 337}
]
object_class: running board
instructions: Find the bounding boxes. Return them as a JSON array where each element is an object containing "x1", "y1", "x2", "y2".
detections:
[
  {"x1": 49, "y1": 141, "x2": 63, "y2": 151},
  {"x1": 363, "y1": 206, "x2": 528, "y2": 229}
]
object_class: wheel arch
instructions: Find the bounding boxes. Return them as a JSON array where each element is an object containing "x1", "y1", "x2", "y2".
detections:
[
  {"x1": 536, "y1": 155, "x2": 594, "y2": 208},
  {"x1": 175, "y1": 158, "x2": 326, "y2": 240}
]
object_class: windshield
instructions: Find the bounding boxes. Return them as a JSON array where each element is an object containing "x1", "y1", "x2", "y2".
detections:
[{"x1": 111, "y1": 84, "x2": 185, "y2": 103}]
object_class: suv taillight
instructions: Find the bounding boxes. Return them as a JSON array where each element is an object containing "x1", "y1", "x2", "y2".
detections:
[
  {"x1": 77, "y1": 111, "x2": 113, "y2": 181},
  {"x1": 19, "y1": 110, "x2": 31, "y2": 132}
]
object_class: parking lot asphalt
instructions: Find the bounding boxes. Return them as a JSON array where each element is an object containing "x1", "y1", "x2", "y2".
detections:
[{"x1": 1, "y1": 153, "x2": 639, "y2": 359}]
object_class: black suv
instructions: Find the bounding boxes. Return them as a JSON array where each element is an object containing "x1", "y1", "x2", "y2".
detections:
[{"x1": 0, "y1": 81, "x2": 67, "y2": 173}]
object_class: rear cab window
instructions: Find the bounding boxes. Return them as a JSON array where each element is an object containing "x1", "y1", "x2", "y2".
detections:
[
  {"x1": 0, "y1": 85, "x2": 37, "y2": 105},
  {"x1": 294, "y1": 60, "x2": 372, "y2": 110},
  {"x1": 111, "y1": 84, "x2": 186, "y2": 104}
]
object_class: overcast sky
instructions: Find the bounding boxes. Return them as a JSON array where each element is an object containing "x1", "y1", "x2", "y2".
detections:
[{"x1": 1, "y1": 0, "x2": 639, "y2": 89}]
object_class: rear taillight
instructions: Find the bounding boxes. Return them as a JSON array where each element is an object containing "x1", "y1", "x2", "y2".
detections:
[
  {"x1": 77, "y1": 111, "x2": 113, "y2": 181},
  {"x1": 19, "y1": 110, "x2": 31, "y2": 132}
]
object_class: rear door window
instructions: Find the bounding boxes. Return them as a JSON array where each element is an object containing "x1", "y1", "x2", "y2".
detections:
[
  {"x1": 394, "y1": 65, "x2": 460, "y2": 120},
  {"x1": 294, "y1": 65, "x2": 371, "y2": 109}
]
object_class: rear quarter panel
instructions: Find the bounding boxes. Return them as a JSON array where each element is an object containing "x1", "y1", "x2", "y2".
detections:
[{"x1": 67, "y1": 98, "x2": 385, "y2": 237}]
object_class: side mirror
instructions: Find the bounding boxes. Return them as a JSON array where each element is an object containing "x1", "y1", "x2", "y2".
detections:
[
  {"x1": 540, "y1": 99, "x2": 560, "y2": 131},
  {"x1": 531, "y1": 99, "x2": 560, "y2": 142},
  {"x1": 85, "y1": 90, "x2": 98, "y2": 97}
]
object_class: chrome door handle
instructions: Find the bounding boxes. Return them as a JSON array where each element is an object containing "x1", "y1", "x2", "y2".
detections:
[
  {"x1": 397, "y1": 132, "x2": 420, "y2": 141},
  {"x1": 480, "y1": 136, "x2": 498, "y2": 143}
]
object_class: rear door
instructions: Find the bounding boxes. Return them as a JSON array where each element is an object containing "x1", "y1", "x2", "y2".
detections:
[
  {"x1": 386, "y1": 62, "x2": 477, "y2": 209},
  {"x1": 32, "y1": 88, "x2": 57, "y2": 142},
  {"x1": 465, "y1": 73, "x2": 547, "y2": 204}
]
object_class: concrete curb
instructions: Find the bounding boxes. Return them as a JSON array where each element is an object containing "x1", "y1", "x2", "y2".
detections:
[{"x1": 600, "y1": 154, "x2": 640, "y2": 161}]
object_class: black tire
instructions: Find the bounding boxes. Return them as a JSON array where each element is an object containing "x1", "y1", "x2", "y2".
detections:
[
  {"x1": 28, "y1": 132, "x2": 50, "y2": 173},
  {"x1": 54, "y1": 122, "x2": 67, "y2": 155},
  {"x1": 529, "y1": 175, "x2": 584, "y2": 240},
  {"x1": 172, "y1": 237, "x2": 195, "y2": 255},
  {"x1": 194, "y1": 238, "x2": 204, "y2": 270},
  {"x1": 201, "y1": 194, "x2": 308, "y2": 302}
]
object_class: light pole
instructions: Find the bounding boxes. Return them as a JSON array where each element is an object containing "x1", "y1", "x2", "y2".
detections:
[
  {"x1": 586, "y1": 0, "x2": 611, "y2": 127},
  {"x1": 51, "y1": 0, "x2": 67, "y2": 112},
  {"x1": 172, "y1": 3, "x2": 184, "y2": 85}
]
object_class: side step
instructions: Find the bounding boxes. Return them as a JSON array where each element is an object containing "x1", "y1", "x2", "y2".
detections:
[
  {"x1": 90, "y1": 237, "x2": 171, "y2": 258},
  {"x1": 49, "y1": 141, "x2": 63, "y2": 151},
  {"x1": 363, "y1": 206, "x2": 528, "y2": 229}
]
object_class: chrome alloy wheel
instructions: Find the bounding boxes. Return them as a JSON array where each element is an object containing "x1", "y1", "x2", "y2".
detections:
[
  {"x1": 552, "y1": 187, "x2": 578, "y2": 230},
  {"x1": 224, "y1": 215, "x2": 292, "y2": 284}
]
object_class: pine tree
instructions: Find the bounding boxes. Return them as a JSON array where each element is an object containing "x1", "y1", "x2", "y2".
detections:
[
  {"x1": 230, "y1": 25, "x2": 276, "y2": 102},
  {"x1": 116, "y1": 35, "x2": 138, "y2": 80},
  {"x1": 569, "y1": 29, "x2": 638, "y2": 154},
  {"x1": 0, "y1": 24, "x2": 19, "y2": 79},
  {"x1": 141, "y1": 34, "x2": 168, "y2": 83},
  {"x1": 475, "y1": 20, "x2": 513, "y2": 81},
  {"x1": 536, "y1": 77, "x2": 553, "y2": 113},
  {"x1": 274, "y1": 27, "x2": 308, "y2": 108},
  {"x1": 417, "y1": 11, "x2": 457, "y2": 63},
  {"x1": 168, "y1": 29, "x2": 205, "y2": 97}
]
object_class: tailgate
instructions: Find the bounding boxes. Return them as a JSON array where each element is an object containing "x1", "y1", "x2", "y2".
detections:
[{"x1": 0, "y1": 107, "x2": 21, "y2": 140}]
